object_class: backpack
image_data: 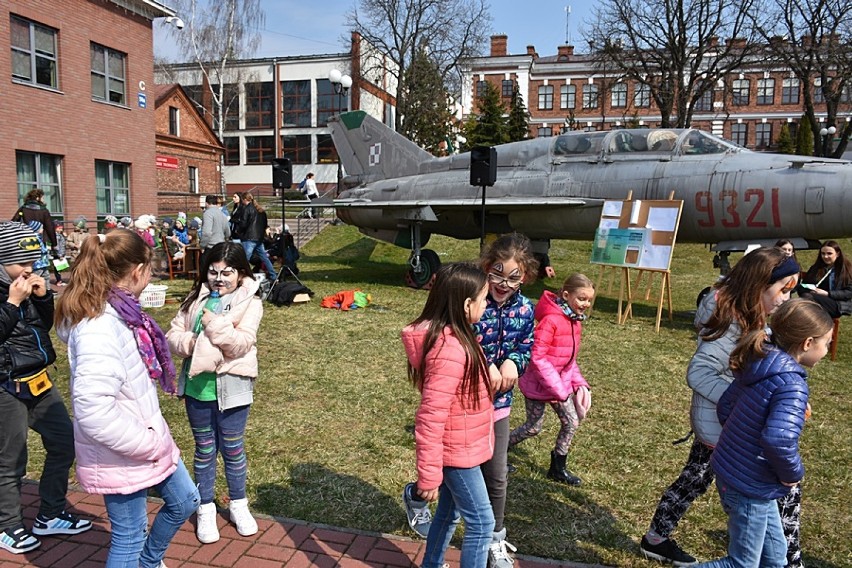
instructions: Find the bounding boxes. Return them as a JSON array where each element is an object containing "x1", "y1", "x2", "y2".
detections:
[{"x1": 297, "y1": 178, "x2": 307, "y2": 191}]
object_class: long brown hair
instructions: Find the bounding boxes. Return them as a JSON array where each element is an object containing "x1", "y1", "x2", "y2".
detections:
[
  {"x1": 702, "y1": 247, "x2": 788, "y2": 342},
  {"x1": 806, "y1": 240, "x2": 852, "y2": 288},
  {"x1": 731, "y1": 299, "x2": 833, "y2": 370},
  {"x1": 407, "y1": 262, "x2": 492, "y2": 408},
  {"x1": 55, "y1": 230, "x2": 153, "y2": 327},
  {"x1": 244, "y1": 192, "x2": 264, "y2": 214}
]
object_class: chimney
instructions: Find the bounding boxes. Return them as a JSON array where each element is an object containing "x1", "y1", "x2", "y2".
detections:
[
  {"x1": 526, "y1": 45, "x2": 538, "y2": 58},
  {"x1": 708, "y1": 36, "x2": 719, "y2": 49},
  {"x1": 490, "y1": 35, "x2": 508, "y2": 57},
  {"x1": 725, "y1": 37, "x2": 747, "y2": 49},
  {"x1": 557, "y1": 45, "x2": 574, "y2": 59}
]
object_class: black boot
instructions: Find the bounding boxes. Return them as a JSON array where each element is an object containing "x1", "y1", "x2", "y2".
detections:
[{"x1": 547, "y1": 451, "x2": 582, "y2": 485}]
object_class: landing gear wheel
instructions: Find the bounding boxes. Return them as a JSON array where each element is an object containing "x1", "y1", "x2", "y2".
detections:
[{"x1": 405, "y1": 249, "x2": 441, "y2": 289}]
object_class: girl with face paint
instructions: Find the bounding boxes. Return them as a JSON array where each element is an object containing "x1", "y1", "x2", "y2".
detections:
[{"x1": 166, "y1": 242, "x2": 263, "y2": 545}]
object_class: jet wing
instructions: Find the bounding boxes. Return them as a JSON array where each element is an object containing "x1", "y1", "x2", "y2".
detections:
[{"x1": 332, "y1": 197, "x2": 591, "y2": 208}]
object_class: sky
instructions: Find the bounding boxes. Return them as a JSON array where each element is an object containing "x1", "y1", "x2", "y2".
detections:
[{"x1": 154, "y1": 0, "x2": 595, "y2": 62}]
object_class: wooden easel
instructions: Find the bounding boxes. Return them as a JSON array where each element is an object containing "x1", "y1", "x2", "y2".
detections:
[{"x1": 619, "y1": 268, "x2": 674, "y2": 332}]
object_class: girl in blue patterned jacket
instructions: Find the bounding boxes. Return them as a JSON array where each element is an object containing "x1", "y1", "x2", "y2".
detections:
[
  {"x1": 403, "y1": 234, "x2": 536, "y2": 568},
  {"x1": 697, "y1": 299, "x2": 833, "y2": 567}
]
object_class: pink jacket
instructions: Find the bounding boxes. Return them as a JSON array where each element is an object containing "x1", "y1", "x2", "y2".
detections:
[
  {"x1": 60, "y1": 306, "x2": 180, "y2": 495},
  {"x1": 402, "y1": 322, "x2": 494, "y2": 491},
  {"x1": 519, "y1": 290, "x2": 589, "y2": 402},
  {"x1": 167, "y1": 277, "x2": 262, "y2": 380}
]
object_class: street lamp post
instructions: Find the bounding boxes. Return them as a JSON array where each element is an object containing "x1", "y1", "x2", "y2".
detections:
[
  {"x1": 328, "y1": 69, "x2": 352, "y2": 197},
  {"x1": 819, "y1": 125, "x2": 836, "y2": 157}
]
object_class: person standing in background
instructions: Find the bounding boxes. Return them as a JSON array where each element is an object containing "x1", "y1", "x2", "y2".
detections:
[{"x1": 200, "y1": 195, "x2": 231, "y2": 252}]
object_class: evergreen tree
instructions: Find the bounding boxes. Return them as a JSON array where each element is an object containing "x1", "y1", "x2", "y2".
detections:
[
  {"x1": 776, "y1": 123, "x2": 795, "y2": 155},
  {"x1": 796, "y1": 114, "x2": 814, "y2": 156},
  {"x1": 461, "y1": 81, "x2": 507, "y2": 150},
  {"x1": 506, "y1": 84, "x2": 531, "y2": 142},
  {"x1": 401, "y1": 48, "x2": 454, "y2": 156}
]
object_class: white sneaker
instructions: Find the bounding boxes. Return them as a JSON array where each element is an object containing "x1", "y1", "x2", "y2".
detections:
[
  {"x1": 229, "y1": 498, "x2": 258, "y2": 536},
  {"x1": 488, "y1": 528, "x2": 517, "y2": 568},
  {"x1": 195, "y1": 502, "x2": 220, "y2": 544}
]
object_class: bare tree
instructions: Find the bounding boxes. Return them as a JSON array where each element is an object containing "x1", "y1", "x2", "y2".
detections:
[
  {"x1": 753, "y1": 0, "x2": 852, "y2": 157},
  {"x1": 347, "y1": 0, "x2": 492, "y2": 134},
  {"x1": 585, "y1": 0, "x2": 761, "y2": 127},
  {"x1": 166, "y1": 0, "x2": 265, "y2": 193}
]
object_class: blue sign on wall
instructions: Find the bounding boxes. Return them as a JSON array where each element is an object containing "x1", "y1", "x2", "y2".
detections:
[{"x1": 138, "y1": 93, "x2": 147, "y2": 108}]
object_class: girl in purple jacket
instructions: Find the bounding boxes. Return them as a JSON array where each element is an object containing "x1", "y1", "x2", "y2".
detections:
[
  {"x1": 697, "y1": 299, "x2": 833, "y2": 567},
  {"x1": 509, "y1": 273, "x2": 595, "y2": 485}
]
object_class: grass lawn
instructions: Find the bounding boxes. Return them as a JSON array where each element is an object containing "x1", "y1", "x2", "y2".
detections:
[{"x1": 32, "y1": 225, "x2": 849, "y2": 567}]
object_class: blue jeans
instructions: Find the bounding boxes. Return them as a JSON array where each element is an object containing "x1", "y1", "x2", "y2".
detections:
[
  {"x1": 421, "y1": 466, "x2": 495, "y2": 568},
  {"x1": 698, "y1": 483, "x2": 787, "y2": 568},
  {"x1": 103, "y1": 460, "x2": 199, "y2": 568},
  {"x1": 185, "y1": 397, "x2": 250, "y2": 504},
  {"x1": 241, "y1": 240, "x2": 276, "y2": 280}
]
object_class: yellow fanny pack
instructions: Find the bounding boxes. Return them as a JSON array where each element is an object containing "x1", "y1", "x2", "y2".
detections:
[{"x1": 14, "y1": 369, "x2": 52, "y2": 396}]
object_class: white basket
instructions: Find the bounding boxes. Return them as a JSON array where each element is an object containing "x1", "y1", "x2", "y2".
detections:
[{"x1": 139, "y1": 284, "x2": 168, "y2": 308}]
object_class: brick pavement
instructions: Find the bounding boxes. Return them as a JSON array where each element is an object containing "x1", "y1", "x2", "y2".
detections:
[{"x1": 0, "y1": 483, "x2": 601, "y2": 568}]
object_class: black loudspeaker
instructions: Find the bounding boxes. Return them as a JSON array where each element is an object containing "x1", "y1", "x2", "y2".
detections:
[
  {"x1": 470, "y1": 146, "x2": 497, "y2": 187},
  {"x1": 271, "y1": 157, "x2": 292, "y2": 189}
]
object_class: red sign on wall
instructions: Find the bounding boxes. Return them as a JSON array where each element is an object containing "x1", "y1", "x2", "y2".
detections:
[{"x1": 156, "y1": 155, "x2": 179, "y2": 170}]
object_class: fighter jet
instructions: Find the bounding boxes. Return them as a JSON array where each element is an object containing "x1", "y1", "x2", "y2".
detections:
[{"x1": 329, "y1": 110, "x2": 852, "y2": 287}]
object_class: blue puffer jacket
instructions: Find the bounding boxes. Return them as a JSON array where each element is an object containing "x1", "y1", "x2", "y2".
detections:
[
  {"x1": 474, "y1": 291, "x2": 535, "y2": 411},
  {"x1": 710, "y1": 345, "x2": 808, "y2": 500}
]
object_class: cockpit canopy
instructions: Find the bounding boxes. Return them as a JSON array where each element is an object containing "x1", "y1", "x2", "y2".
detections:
[{"x1": 552, "y1": 128, "x2": 742, "y2": 158}]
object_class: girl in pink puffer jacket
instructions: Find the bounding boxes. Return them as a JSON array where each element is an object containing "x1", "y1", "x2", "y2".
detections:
[
  {"x1": 510, "y1": 273, "x2": 595, "y2": 485},
  {"x1": 402, "y1": 262, "x2": 495, "y2": 568}
]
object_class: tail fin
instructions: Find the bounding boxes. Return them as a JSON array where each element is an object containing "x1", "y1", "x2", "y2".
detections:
[{"x1": 329, "y1": 111, "x2": 433, "y2": 183}]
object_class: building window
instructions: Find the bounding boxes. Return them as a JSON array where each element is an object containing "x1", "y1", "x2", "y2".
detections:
[
  {"x1": 813, "y1": 78, "x2": 824, "y2": 104},
  {"x1": 183, "y1": 84, "x2": 208, "y2": 118},
  {"x1": 611, "y1": 83, "x2": 627, "y2": 108},
  {"x1": 537, "y1": 126, "x2": 553, "y2": 138},
  {"x1": 730, "y1": 123, "x2": 748, "y2": 146},
  {"x1": 244, "y1": 136, "x2": 274, "y2": 164},
  {"x1": 634, "y1": 83, "x2": 650, "y2": 108},
  {"x1": 317, "y1": 134, "x2": 338, "y2": 164},
  {"x1": 95, "y1": 160, "x2": 129, "y2": 215},
  {"x1": 211, "y1": 83, "x2": 240, "y2": 131},
  {"x1": 224, "y1": 137, "x2": 240, "y2": 165},
  {"x1": 757, "y1": 78, "x2": 775, "y2": 105},
  {"x1": 168, "y1": 107, "x2": 179, "y2": 136},
  {"x1": 90, "y1": 43, "x2": 126, "y2": 105},
  {"x1": 538, "y1": 85, "x2": 554, "y2": 110},
  {"x1": 501, "y1": 79, "x2": 514, "y2": 98},
  {"x1": 188, "y1": 166, "x2": 198, "y2": 194},
  {"x1": 245, "y1": 81, "x2": 274, "y2": 129},
  {"x1": 756, "y1": 123, "x2": 772, "y2": 148},
  {"x1": 16, "y1": 152, "x2": 62, "y2": 213},
  {"x1": 282, "y1": 79, "x2": 311, "y2": 127},
  {"x1": 782, "y1": 78, "x2": 800, "y2": 104},
  {"x1": 317, "y1": 79, "x2": 347, "y2": 126},
  {"x1": 560, "y1": 84, "x2": 576, "y2": 109},
  {"x1": 694, "y1": 89, "x2": 713, "y2": 112},
  {"x1": 10, "y1": 16, "x2": 57, "y2": 89},
  {"x1": 476, "y1": 80, "x2": 488, "y2": 98},
  {"x1": 582, "y1": 84, "x2": 599, "y2": 109},
  {"x1": 731, "y1": 78, "x2": 750, "y2": 106},
  {"x1": 281, "y1": 135, "x2": 311, "y2": 164}
]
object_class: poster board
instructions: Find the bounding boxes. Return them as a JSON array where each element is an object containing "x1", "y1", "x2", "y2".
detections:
[{"x1": 591, "y1": 199, "x2": 683, "y2": 270}]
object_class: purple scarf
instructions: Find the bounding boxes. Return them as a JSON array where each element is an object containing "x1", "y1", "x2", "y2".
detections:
[{"x1": 107, "y1": 288, "x2": 176, "y2": 394}]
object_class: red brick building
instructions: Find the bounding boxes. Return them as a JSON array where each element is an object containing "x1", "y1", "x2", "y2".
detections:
[
  {"x1": 463, "y1": 35, "x2": 849, "y2": 150},
  {"x1": 2, "y1": 0, "x2": 173, "y2": 228},
  {"x1": 153, "y1": 83, "x2": 223, "y2": 214}
]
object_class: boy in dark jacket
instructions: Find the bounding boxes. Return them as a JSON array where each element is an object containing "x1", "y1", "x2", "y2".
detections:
[{"x1": 0, "y1": 222, "x2": 90, "y2": 554}]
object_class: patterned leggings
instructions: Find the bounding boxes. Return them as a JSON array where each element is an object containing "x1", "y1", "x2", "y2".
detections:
[
  {"x1": 508, "y1": 396, "x2": 579, "y2": 455},
  {"x1": 649, "y1": 439, "x2": 803, "y2": 568}
]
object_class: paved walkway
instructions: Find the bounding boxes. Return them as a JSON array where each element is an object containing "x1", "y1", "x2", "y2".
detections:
[{"x1": 0, "y1": 483, "x2": 602, "y2": 568}]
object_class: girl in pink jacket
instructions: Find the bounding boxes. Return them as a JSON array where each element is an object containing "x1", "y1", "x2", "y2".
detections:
[
  {"x1": 401, "y1": 263, "x2": 495, "y2": 568},
  {"x1": 167, "y1": 242, "x2": 263, "y2": 545},
  {"x1": 510, "y1": 273, "x2": 595, "y2": 485}
]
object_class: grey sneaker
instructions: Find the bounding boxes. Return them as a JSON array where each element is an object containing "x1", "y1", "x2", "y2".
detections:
[
  {"x1": 402, "y1": 482, "x2": 432, "y2": 539},
  {"x1": 488, "y1": 527, "x2": 517, "y2": 567}
]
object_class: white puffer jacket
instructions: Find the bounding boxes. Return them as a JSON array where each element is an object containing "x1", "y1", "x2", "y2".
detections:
[{"x1": 61, "y1": 305, "x2": 180, "y2": 495}]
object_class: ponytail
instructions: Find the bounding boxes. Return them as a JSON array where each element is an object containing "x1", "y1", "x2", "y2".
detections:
[{"x1": 730, "y1": 329, "x2": 770, "y2": 370}]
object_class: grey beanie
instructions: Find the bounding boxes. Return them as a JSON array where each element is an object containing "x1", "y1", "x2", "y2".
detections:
[{"x1": 0, "y1": 222, "x2": 42, "y2": 265}]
